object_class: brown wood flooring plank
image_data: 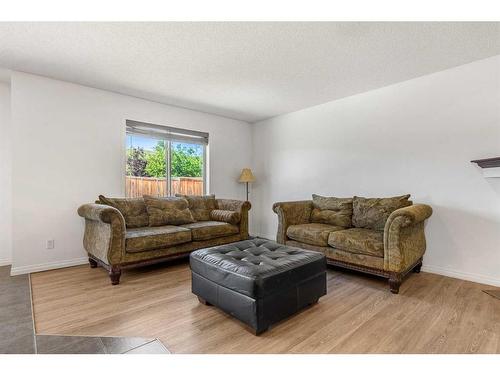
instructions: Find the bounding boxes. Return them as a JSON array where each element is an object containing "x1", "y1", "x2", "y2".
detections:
[{"x1": 30, "y1": 262, "x2": 500, "y2": 354}]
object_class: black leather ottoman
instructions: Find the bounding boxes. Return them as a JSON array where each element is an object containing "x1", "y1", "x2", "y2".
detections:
[{"x1": 190, "y1": 238, "x2": 327, "y2": 334}]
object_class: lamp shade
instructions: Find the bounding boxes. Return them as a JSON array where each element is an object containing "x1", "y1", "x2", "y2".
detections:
[{"x1": 238, "y1": 168, "x2": 255, "y2": 183}]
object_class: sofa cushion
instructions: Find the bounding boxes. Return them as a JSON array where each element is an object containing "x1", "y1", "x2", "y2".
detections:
[
  {"x1": 210, "y1": 209, "x2": 241, "y2": 225},
  {"x1": 287, "y1": 223, "x2": 345, "y2": 247},
  {"x1": 328, "y1": 228, "x2": 384, "y2": 257},
  {"x1": 352, "y1": 195, "x2": 411, "y2": 231},
  {"x1": 143, "y1": 196, "x2": 195, "y2": 226},
  {"x1": 98, "y1": 195, "x2": 149, "y2": 228},
  {"x1": 285, "y1": 240, "x2": 385, "y2": 270},
  {"x1": 310, "y1": 194, "x2": 353, "y2": 228},
  {"x1": 326, "y1": 247, "x2": 385, "y2": 269},
  {"x1": 125, "y1": 225, "x2": 192, "y2": 253},
  {"x1": 176, "y1": 194, "x2": 217, "y2": 221},
  {"x1": 180, "y1": 221, "x2": 239, "y2": 241}
]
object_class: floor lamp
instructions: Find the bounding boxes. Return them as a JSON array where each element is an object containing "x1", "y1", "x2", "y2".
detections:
[{"x1": 238, "y1": 168, "x2": 255, "y2": 202}]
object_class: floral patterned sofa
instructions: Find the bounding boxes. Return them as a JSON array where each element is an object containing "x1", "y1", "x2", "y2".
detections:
[
  {"x1": 78, "y1": 194, "x2": 250, "y2": 285},
  {"x1": 273, "y1": 194, "x2": 432, "y2": 293}
]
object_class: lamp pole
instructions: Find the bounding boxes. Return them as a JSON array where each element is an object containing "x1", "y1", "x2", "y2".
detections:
[{"x1": 238, "y1": 168, "x2": 254, "y2": 202}]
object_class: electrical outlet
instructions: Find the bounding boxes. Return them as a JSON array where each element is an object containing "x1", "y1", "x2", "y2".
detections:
[{"x1": 46, "y1": 239, "x2": 55, "y2": 249}]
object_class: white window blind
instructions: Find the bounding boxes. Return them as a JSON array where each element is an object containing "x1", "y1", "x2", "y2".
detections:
[{"x1": 126, "y1": 119, "x2": 209, "y2": 145}]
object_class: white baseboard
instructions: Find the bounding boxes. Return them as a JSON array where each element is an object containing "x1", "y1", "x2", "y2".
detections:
[
  {"x1": 0, "y1": 258, "x2": 12, "y2": 267},
  {"x1": 10, "y1": 257, "x2": 89, "y2": 276},
  {"x1": 253, "y1": 233, "x2": 274, "y2": 241},
  {"x1": 250, "y1": 233, "x2": 272, "y2": 240},
  {"x1": 420, "y1": 264, "x2": 500, "y2": 287},
  {"x1": 8, "y1": 251, "x2": 498, "y2": 288},
  {"x1": 254, "y1": 234, "x2": 500, "y2": 288}
]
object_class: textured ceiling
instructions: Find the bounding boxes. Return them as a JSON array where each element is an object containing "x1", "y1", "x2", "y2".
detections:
[{"x1": 0, "y1": 22, "x2": 499, "y2": 122}]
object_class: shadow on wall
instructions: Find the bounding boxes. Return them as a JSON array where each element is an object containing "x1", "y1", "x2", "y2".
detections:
[
  {"x1": 486, "y1": 178, "x2": 500, "y2": 196},
  {"x1": 424, "y1": 204, "x2": 500, "y2": 277},
  {"x1": 248, "y1": 177, "x2": 265, "y2": 236}
]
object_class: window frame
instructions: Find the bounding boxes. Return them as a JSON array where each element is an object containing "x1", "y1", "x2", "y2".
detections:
[{"x1": 125, "y1": 119, "x2": 209, "y2": 196}]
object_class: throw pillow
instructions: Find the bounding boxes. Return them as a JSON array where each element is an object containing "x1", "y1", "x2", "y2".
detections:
[
  {"x1": 352, "y1": 194, "x2": 412, "y2": 231},
  {"x1": 143, "y1": 196, "x2": 195, "y2": 226},
  {"x1": 175, "y1": 194, "x2": 217, "y2": 221},
  {"x1": 210, "y1": 209, "x2": 241, "y2": 225},
  {"x1": 310, "y1": 194, "x2": 353, "y2": 228},
  {"x1": 98, "y1": 195, "x2": 149, "y2": 228}
]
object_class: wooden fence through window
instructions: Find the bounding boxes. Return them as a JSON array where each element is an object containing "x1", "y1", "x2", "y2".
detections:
[{"x1": 125, "y1": 176, "x2": 204, "y2": 197}]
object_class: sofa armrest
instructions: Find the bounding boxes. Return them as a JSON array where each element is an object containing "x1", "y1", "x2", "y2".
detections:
[
  {"x1": 77, "y1": 204, "x2": 126, "y2": 265},
  {"x1": 216, "y1": 199, "x2": 251, "y2": 239},
  {"x1": 78, "y1": 203, "x2": 124, "y2": 224},
  {"x1": 272, "y1": 200, "x2": 313, "y2": 244},
  {"x1": 383, "y1": 204, "x2": 433, "y2": 272}
]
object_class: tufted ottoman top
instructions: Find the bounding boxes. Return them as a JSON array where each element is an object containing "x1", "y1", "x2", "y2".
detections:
[{"x1": 190, "y1": 238, "x2": 326, "y2": 298}]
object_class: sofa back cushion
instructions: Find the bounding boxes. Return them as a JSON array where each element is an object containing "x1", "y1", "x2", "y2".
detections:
[
  {"x1": 143, "y1": 196, "x2": 195, "y2": 226},
  {"x1": 98, "y1": 195, "x2": 149, "y2": 228},
  {"x1": 352, "y1": 194, "x2": 412, "y2": 231},
  {"x1": 175, "y1": 194, "x2": 217, "y2": 221},
  {"x1": 310, "y1": 194, "x2": 353, "y2": 228}
]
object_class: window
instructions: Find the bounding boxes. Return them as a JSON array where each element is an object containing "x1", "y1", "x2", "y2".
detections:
[{"x1": 125, "y1": 120, "x2": 208, "y2": 198}]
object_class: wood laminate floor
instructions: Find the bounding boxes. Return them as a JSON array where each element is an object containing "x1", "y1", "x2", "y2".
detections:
[
  {"x1": 0, "y1": 265, "x2": 168, "y2": 354},
  {"x1": 30, "y1": 261, "x2": 500, "y2": 353}
]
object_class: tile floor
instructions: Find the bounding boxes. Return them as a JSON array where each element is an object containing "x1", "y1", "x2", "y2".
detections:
[
  {"x1": 36, "y1": 335, "x2": 169, "y2": 354},
  {"x1": 0, "y1": 266, "x2": 35, "y2": 353},
  {"x1": 0, "y1": 266, "x2": 169, "y2": 354}
]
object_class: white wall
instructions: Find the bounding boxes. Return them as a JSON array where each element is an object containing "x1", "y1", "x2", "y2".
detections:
[
  {"x1": 252, "y1": 55, "x2": 500, "y2": 286},
  {"x1": 10, "y1": 72, "x2": 252, "y2": 274},
  {"x1": 6, "y1": 57, "x2": 500, "y2": 286},
  {"x1": 0, "y1": 82, "x2": 12, "y2": 266}
]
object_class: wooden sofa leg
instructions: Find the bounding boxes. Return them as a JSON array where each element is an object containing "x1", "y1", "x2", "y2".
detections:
[
  {"x1": 109, "y1": 266, "x2": 122, "y2": 285},
  {"x1": 388, "y1": 275, "x2": 402, "y2": 294},
  {"x1": 413, "y1": 261, "x2": 423, "y2": 273},
  {"x1": 89, "y1": 257, "x2": 98, "y2": 268}
]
